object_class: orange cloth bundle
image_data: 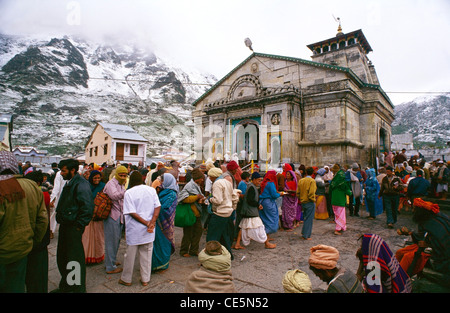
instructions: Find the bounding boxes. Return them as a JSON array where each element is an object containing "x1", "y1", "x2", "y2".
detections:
[{"x1": 413, "y1": 198, "x2": 440, "y2": 214}]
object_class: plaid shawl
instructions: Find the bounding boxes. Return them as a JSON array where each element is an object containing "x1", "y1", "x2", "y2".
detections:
[
  {"x1": 0, "y1": 151, "x2": 25, "y2": 204},
  {"x1": 361, "y1": 234, "x2": 412, "y2": 293}
]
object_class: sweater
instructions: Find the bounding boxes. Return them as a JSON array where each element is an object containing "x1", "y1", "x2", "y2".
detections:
[
  {"x1": 297, "y1": 176, "x2": 317, "y2": 203},
  {"x1": 210, "y1": 178, "x2": 235, "y2": 218}
]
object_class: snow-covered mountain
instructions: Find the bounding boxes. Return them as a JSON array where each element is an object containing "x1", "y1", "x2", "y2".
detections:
[
  {"x1": 0, "y1": 33, "x2": 217, "y2": 156},
  {"x1": 392, "y1": 94, "x2": 450, "y2": 148}
]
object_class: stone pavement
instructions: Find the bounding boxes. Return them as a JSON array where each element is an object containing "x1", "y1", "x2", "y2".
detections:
[{"x1": 47, "y1": 206, "x2": 419, "y2": 293}]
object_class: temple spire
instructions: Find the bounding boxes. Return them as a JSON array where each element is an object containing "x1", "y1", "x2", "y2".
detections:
[{"x1": 336, "y1": 17, "x2": 343, "y2": 36}]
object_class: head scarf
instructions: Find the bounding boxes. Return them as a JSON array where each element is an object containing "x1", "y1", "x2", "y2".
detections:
[
  {"x1": 88, "y1": 170, "x2": 102, "y2": 185},
  {"x1": 282, "y1": 269, "x2": 312, "y2": 293},
  {"x1": 162, "y1": 173, "x2": 178, "y2": 192},
  {"x1": 261, "y1": 170, "x2": 278, "y2": 193},
  {"x1": 226, "y1": 160, "x2": 239, "y2": 171},
  {"x1": 0, "y1": 151, "x2": 25, "y2": 204},
  {"x1": 208, "y1": 168, "x2": 223, "y2": 178},
  {"x1": 308, "y1": 244, "x2": 339, "y2": 270},
  {"x1": 115, "y1": 165, "x2": 128, "y2": 185},
  {"x1": 282, "y1": 163, "x2": 293, "y2": 177},
  {"x1": 361, "y1": 234, "x2": 412, "y2": 293},
  {"x1": 285, "y1": 170, "x2": 297, "y2": 191},
  {"x1": 317, "y1": 168, "x2": 326, "y2": 176}
]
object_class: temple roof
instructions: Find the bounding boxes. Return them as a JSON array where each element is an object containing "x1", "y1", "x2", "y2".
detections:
[{"x1": 307, "y1": 29, "x2": 373, "y2": 55}]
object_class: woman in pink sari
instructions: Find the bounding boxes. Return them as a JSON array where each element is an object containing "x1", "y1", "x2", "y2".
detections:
[
  {"x1": 329, "y1": 165, "x2": 352, "y2": 235},
  {"x1": 281, "y1": 170, "x2": 298, "y2": 231}
]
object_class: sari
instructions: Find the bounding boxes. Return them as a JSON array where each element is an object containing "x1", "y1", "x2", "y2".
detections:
[
  {"x1": 361, "y1": 234, "x2": 412, "y2": 293},
  {"x1": 281, "y1": 170, "x2": 298, "y2": 229},
  {"x1": 152, "y1": 173, "x2": 178, "y2": 271},
  {"x1": 315, "y1": 172, "x2": 329, "y2": 220},
  {"x1": 82, "y1": 170, "x2": 105, "y2": 264},
  {"x1": 259, "y1": 171, "x2": 280, "y2": 234}
]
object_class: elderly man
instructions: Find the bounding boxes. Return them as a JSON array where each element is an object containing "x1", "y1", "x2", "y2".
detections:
[
  {"x1": 309, "y1": 244, "x2": 363, "y2": 293},
  {"x1": 0, "y1": 152, "x2": 48, "y2": 293}
]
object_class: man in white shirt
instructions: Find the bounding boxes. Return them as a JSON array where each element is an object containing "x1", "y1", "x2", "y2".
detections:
[{"x1": 119, "y1": 171, "x2": 161, "y2": 287}]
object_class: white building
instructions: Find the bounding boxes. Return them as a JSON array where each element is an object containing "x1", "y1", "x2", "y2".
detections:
[{"x1": 85, "y1": 122, "x2": 148, "y2": 166}]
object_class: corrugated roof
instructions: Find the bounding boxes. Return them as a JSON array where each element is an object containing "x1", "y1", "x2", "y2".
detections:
[{"x1": 99, "y1": 122, "x2": 148, "y2": 142}]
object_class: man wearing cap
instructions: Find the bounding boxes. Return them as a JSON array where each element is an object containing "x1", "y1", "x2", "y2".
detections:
[
  {"x1": 308, "y1": 244, "x2": 363, "y2": 293},
  {"x1": 223, "y1": 160, "x2": 239, "y2": 189},
  {"x1": 0, "y1": 151, "x2": 48, "y2": 293}
]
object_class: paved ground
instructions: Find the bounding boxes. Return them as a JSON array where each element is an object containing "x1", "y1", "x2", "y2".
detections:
[{"x1": 47, "y1": 206, "x2": 419, "y2": 293}]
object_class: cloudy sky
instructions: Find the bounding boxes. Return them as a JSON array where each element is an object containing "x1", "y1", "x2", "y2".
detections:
[{"x1": 0, "y1": 0, "x2": 449, "y2": 105}]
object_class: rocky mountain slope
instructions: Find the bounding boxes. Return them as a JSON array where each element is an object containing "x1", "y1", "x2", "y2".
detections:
[
  {"x1": 392, "y1": 94, "x2": 450, "y2": 148},
  {"x1": 0, "y1": 33, "x2": 216, "y2": 156}
]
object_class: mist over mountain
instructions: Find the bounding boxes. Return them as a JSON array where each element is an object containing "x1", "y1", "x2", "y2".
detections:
[{"x1": 0, "y1": 33, "x2": 217, "y2": 157}]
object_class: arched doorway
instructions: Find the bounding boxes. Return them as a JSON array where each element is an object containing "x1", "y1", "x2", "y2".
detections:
[{"x1": 233, "y1": 120, "x2": 259, "y2": 167}]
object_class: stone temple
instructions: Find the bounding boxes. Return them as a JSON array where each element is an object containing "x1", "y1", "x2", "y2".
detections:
[{"x1": 192, "y1": 27, "x2": 394, "y2": 169}]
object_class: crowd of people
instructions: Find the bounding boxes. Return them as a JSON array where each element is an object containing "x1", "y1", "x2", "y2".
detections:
[{"x1": 0, "y1": 148, "x2": 449, "y2": 293}]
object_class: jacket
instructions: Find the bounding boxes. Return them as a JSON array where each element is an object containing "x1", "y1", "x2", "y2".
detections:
[
  {"x1": 379, "y1": 175, "x2": 404, "y2": 197},
  {"x1": 407, "y1": 177, "x2": 430, "y2": 197},
  {"x1": 103, "y1": 177, "x2": 126, "y2": 222},
  {"x1": 210, "y1": 178, "x2": 237, "y2": 218},
  {"x1": 0, "y1": 176, "x2": 48, "y2": 265},
  {"x1": 55, "y1": 173, "x2": 94, "y2": 230}
]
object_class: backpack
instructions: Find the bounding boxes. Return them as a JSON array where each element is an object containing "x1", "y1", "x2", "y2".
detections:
[{"x1": 93, "y1": 191, "x2": 112, "y2": 221}]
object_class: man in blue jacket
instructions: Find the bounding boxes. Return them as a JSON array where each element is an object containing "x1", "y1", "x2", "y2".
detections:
[
  {"x1": 407, "y1": 169, "x2": 431, "y2": 202},
  {"x1": 52, "y1": 158, "x2": 94, "y2": 293}
]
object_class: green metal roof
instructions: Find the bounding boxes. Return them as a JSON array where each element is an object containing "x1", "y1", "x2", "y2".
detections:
[{"x1": 192, "y1": 52, "x2": 393, "y2": 108}]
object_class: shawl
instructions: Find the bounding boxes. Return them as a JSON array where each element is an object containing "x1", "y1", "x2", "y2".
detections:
[
  {"x1": 364, "y1": 169, "x2": 383, "y2": 216},
  {"x1": 261, "y1": 170, "x2": 278, "y2": 194},
  {"x1": 364, "y1": 169, "x2": 380, "y2": 201},
  {"x1": 198, "y1": 245, "x2": 232, "y2": 272},
  {"x1": 330, "y1": 170, "x2": 348, "y2": 191},
  {"x1": 0, "y1": 151, "x2": 25, "y2": 204},
  {"x1": 178, "y1": 179, "x2": 203, "y2": 202},
  {"x1": 185, "y1": 267, "x2": 236, "y2": 293},
  {"x1": 158, "y1": 187, "x2": 177, "y2": 254},
  {"x1": 89, "y1": 170, "x2": 106, "y2": 199},
  {"x1": 162, "y1": 173, "x2": 179, "y2": 192},
  {"x1": 361, "y1": 234, "x2": 412, "y2": 293}
]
